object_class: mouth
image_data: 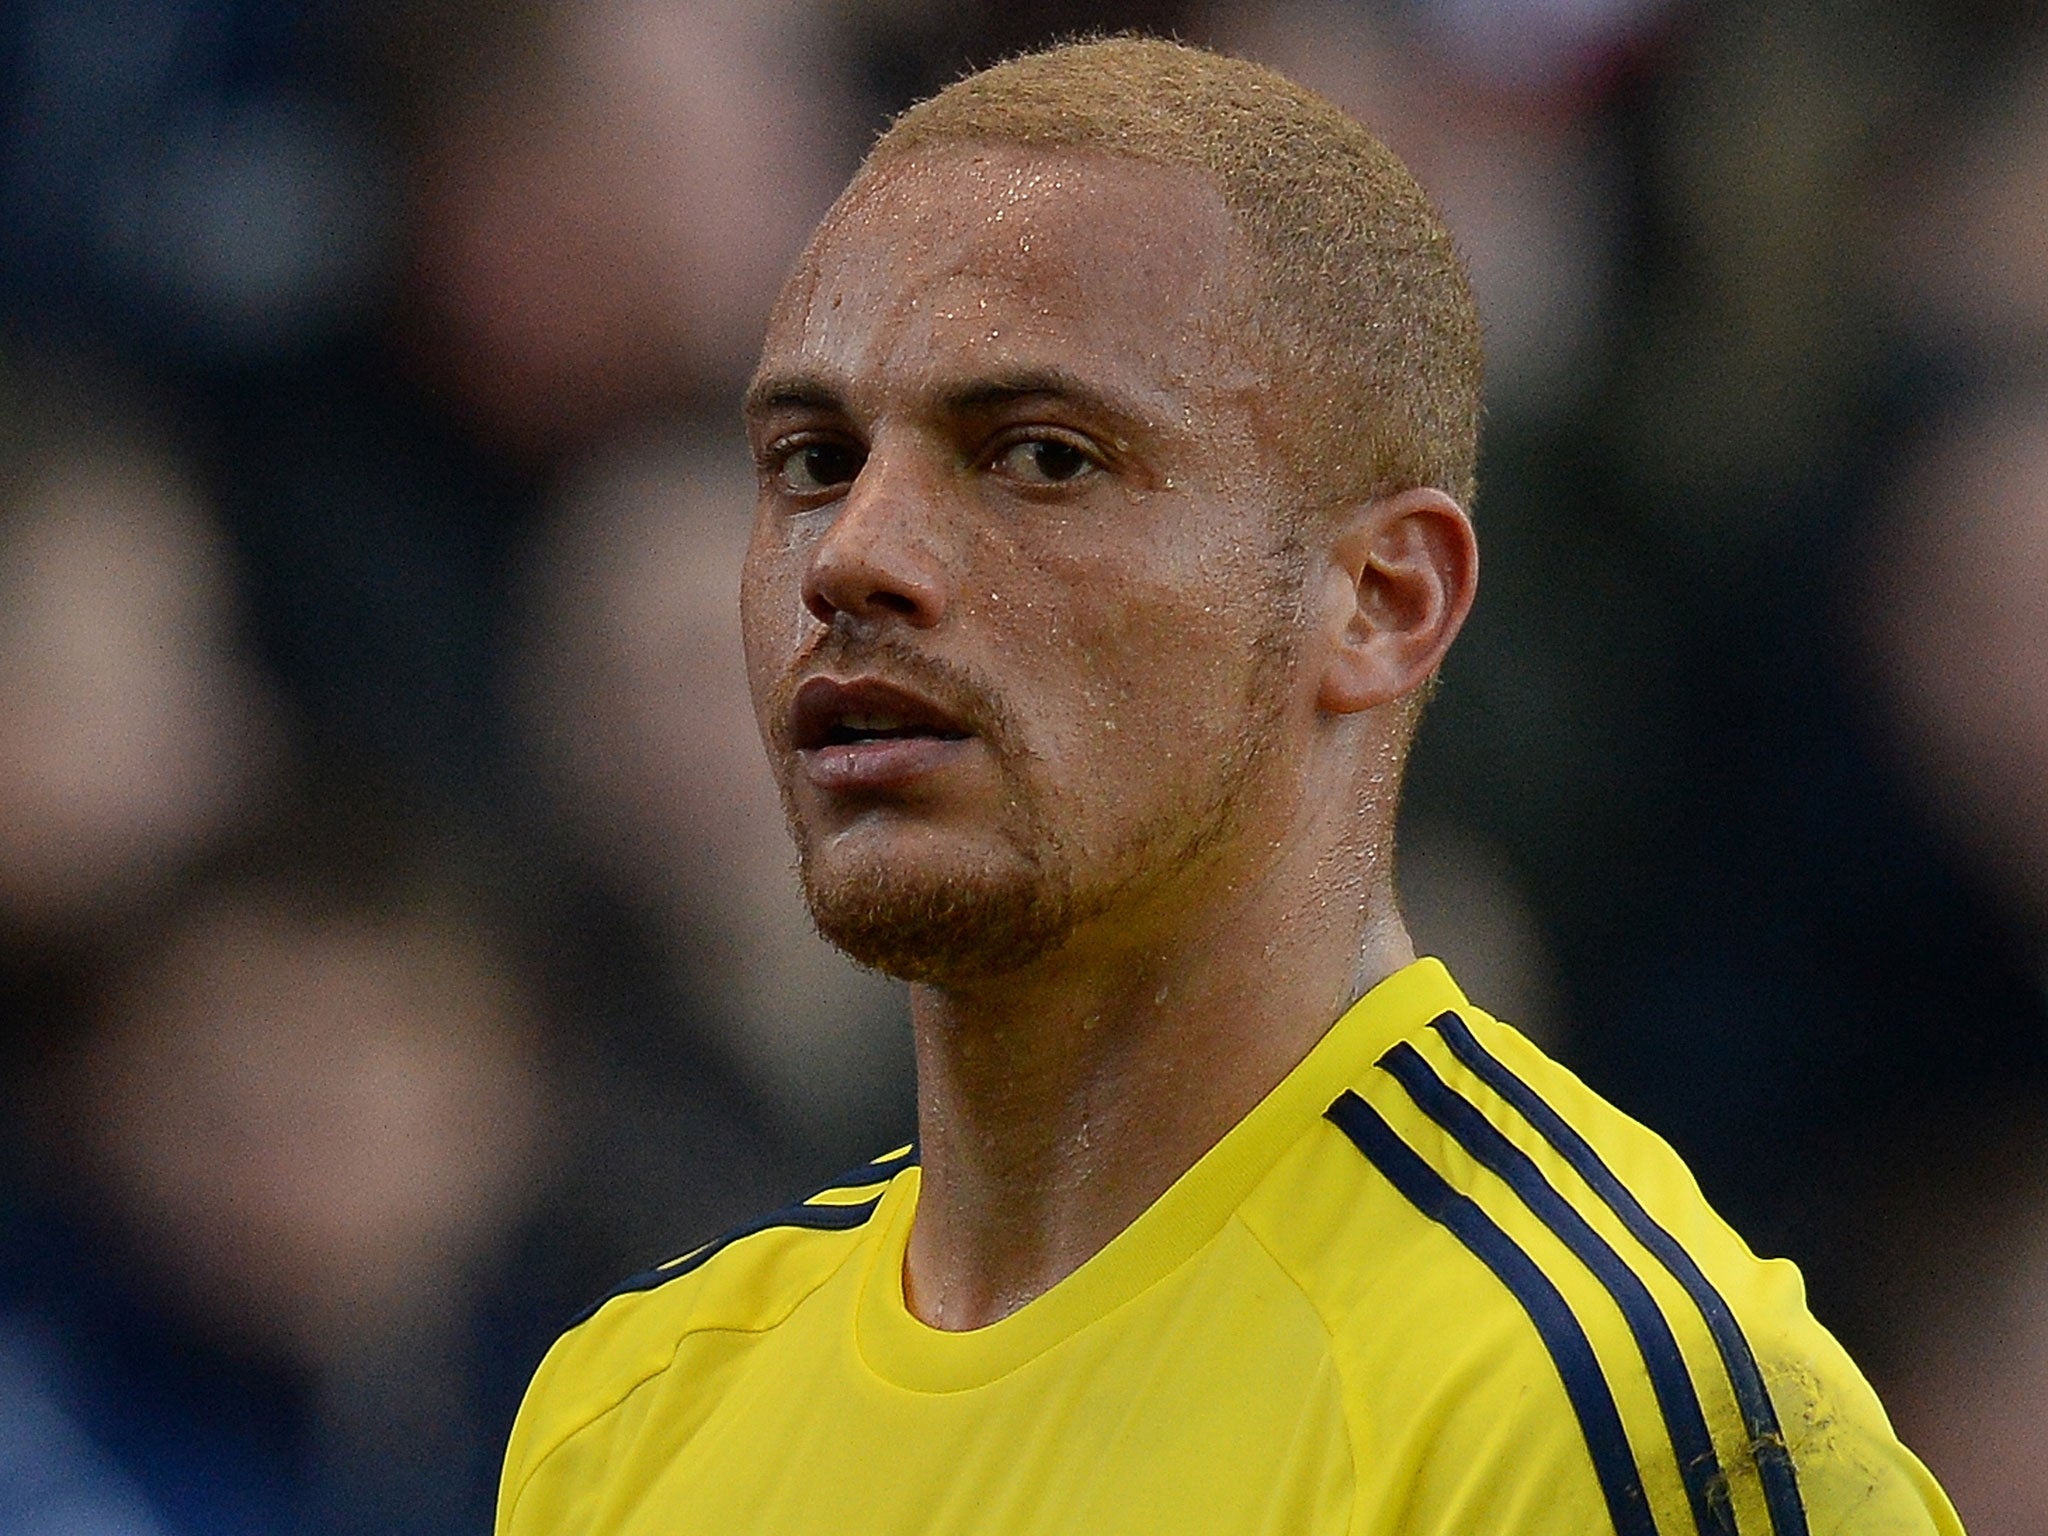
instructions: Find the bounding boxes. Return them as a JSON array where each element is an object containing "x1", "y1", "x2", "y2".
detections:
[
  {"x1": 788, "y1": 676, "x2": 977, "y2": 790},
  {"x1": 820, "y1": 716, "x2": 973, "y2": 747}
]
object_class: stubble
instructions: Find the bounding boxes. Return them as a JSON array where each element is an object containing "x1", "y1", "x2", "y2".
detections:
[{"x1": 773, "y1": 546, "x2": 1305, "y2": 988}]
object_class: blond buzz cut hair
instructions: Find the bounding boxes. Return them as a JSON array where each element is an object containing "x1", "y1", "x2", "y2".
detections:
[{"x1": 862, "y1": 35, "x2": 1483, "y2": 511}]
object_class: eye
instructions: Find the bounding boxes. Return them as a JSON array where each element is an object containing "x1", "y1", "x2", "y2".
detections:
[
  {"x1": 772, "y1": 440, "x2": 864, "y2": 497},
  {"x1": 992, "y1": 435, "x2": 1100, "y2": 487}
]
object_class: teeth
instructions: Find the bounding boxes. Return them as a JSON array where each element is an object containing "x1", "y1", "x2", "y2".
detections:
[{"x1": 841, "y1": 713, "x2": 906, "y2": 732}]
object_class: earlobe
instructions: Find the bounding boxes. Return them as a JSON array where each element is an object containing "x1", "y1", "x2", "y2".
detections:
[{"x1": 1315, "y1": 488, "x2": 1478, "y2": 715}]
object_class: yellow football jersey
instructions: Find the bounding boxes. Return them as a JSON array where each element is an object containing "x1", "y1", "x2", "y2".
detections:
[{"x1": 498, "y1": 959, "x2": 1963, "y2": 1535}]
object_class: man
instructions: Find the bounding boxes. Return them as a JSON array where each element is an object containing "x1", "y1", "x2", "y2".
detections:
[{"x1": 498, "y1": 37, "x2": 1963, "y2": 1535}]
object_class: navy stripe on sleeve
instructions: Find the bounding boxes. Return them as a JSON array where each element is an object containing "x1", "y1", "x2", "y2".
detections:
[
  {"x1": 1326, "y1": 1090, "x2": 1658, "y2": 1536},
  {"x1": 566, "y1": 1147, "x2": 916, "y2": 1329},
  {"x1": 817, "y1": 1144, "x2": 919, "y2": 1191},
  {"x1": 567, "y1": 1197, "x2": 884, "y2": 1329},
  {"x1": 1380, "y1": 1042, "x2": 1737, "y2": 1536},
  {"x1": 1427, "y1": 1011, "x2": 1807, "y2": 1536}
]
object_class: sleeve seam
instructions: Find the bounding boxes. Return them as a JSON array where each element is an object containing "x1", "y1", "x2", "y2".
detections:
[
  {"x1": 1229, "y1": 1206, "x2": 1367, "y2": 1536},
  {"x1": 503, "y1": 1240, "x2": 864, "y2": 1524}
]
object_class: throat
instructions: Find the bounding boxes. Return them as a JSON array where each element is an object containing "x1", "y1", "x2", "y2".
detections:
[{"x1": 902, "y1": 991, "x2": 1208, "y2": 1331}]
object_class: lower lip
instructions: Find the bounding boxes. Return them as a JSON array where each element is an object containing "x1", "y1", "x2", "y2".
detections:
[{"x1": 799, "y1": 735, "x2": 975, "y2": 792}]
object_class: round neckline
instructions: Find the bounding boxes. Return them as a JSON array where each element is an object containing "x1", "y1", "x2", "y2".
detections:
[{"x1": 854, "y1": 957, "x2": 1467, "y2": 1393}]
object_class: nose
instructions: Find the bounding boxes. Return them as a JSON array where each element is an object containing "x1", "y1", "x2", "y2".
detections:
[{"x1": 801, "y1": 447, "x2": 949, "y2": 629}]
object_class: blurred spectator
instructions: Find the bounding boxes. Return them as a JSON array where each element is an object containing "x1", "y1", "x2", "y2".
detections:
[
  {"x1": 0, "y1": 379, "x2": 280, "y2": 939},
  {"x1": 1599, "y1": 0, "x2": 2008, "y2": 539},
  {"x1": 1882, "y1": 46, "x2": 2048, "y2": 371},
  {"x1": 72, "y1": 833, "x2": 543, "y2": 1365},
  {"x1": 514, "y1": 431, "x2": 913, "y2": 1171},
  {"x1": 0, "y1": 0, "x2": 395, "y2": 368},
  {"x1": 1863, "y1": 1117, "x2": 2048, "y2": 1536},
  {"x1": 3, "y1": 791, "x2": 551, "y2": 1536},
  {"x1": 1853, "y1": 390, "x2": 2048, "y2": 1536},
  {"x1": 1866, "y1": 394, "x2": 2048, "y2": 939},
  {"x1": 401, "y1": 0, "x2": 856, "y2": 456},
  {"x1": 1848, "y1": 55, "x2": 2048, "y2": 1531},
  {"x1": 1405, "y1": 0, "x2": 1680, "y2": 97}
]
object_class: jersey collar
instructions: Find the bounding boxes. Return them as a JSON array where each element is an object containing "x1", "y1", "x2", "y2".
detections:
[{"x1": 855, "y1": 957, "x2": 1471, "y2": 1391}]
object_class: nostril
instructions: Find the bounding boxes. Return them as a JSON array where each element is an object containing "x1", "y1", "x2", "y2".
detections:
[
  {"x1": 801, "y1": 536, "x2": 946, "y2": 628},
  {"x1": 798, "y1": 469, "x2": 948, "y2": 627},
  {"x1": 805, "y1": 579, "x2": 936, "y2": 626}
]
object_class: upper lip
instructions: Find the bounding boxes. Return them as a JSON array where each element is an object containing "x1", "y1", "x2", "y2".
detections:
[{"x1": 789, "y1": 675, "x2": 975, "y2": 751}]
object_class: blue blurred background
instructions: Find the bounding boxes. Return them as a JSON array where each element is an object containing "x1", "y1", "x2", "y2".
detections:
[{"x1": 0, "y1": 1, "x2": 2044, "y2": 1530}]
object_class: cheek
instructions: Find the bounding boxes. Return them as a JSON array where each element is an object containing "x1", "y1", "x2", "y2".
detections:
[
  {"x1": 1051, "y1": 518, "x2": 1265, "y2": 666},
  {"x1": 1023, "y1": 546, "x2": 1265, "y2": 758},
  {"x1": 738, "y1": 522, "x2": 801, "y2": 718}
]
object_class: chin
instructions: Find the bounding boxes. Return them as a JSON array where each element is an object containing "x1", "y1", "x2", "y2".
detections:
[{"x1": 798, "y1": 850, "x2": 1077, "y2": 987}]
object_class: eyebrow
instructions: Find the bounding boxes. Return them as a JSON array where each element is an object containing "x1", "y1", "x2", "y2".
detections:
[
  {"x1": 743, "y1": 375, "x2": 843, "y2": 420},
  {"x1": 744, "y1": 366, "x2": 1165, "y2": 441},
  {"x1": 940, "y1": 367, "x2": 1108, "y2": 412}
]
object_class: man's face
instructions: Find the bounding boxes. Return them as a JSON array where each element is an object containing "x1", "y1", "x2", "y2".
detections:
[{"x1": 741, "y1": 147, "x2": 1314, "y2": 985}]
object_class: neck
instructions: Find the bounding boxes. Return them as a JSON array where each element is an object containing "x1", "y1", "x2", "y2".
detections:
[{"x1": 900, "y1": 832, "x2": 1411, "y2": 1331}]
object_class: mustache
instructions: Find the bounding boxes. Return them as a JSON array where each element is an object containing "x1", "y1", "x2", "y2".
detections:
[{"x1": 768, "y1": 631, "x2": 1021, "y2": 754}]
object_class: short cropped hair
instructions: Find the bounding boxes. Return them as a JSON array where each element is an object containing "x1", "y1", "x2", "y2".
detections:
[{"x1": 864, "y1": 36, "x2": 1483, "y2": 510}]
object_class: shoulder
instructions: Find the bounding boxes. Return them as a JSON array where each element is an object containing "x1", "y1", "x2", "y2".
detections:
[
  {"x1": 570, "y1": 1142, "x2": 915, "y2": 1337},
  {"x1": 497, "y1": 1146, "x2": 913, "y2": 1526},
  {"x1": 1246, "y1": 1003, "x2": 1963, "y2": 1536}
]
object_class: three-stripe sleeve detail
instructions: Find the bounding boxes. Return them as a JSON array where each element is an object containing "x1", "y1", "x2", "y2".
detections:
[
  {"x1": 1326, "y1": 1089, "x2": 1659, "y2": 1536},
  {"x1": 1425, "y1": 1012, "x2": 1808, "y2": 1536},
  {"x1": 567, "y1": 1147, "x2": 915, "y2": 1328},
  {"x1": 1378, "y1": 1041, "x2": 1738, "y2": 1536}
]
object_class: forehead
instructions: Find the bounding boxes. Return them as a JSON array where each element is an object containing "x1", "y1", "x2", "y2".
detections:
[{"x1": 754, "y1": 146, "x2": 1253, "y2": 409}]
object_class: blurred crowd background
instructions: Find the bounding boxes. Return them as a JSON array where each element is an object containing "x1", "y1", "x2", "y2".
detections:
[{"x1": 0, "y1": 0, "x2": 2044, "y2": 1530}]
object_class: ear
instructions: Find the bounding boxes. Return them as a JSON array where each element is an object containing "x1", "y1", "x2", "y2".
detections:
[{"x1": 1314, "y1": 487, "x2": 1478, "y2": 715}]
